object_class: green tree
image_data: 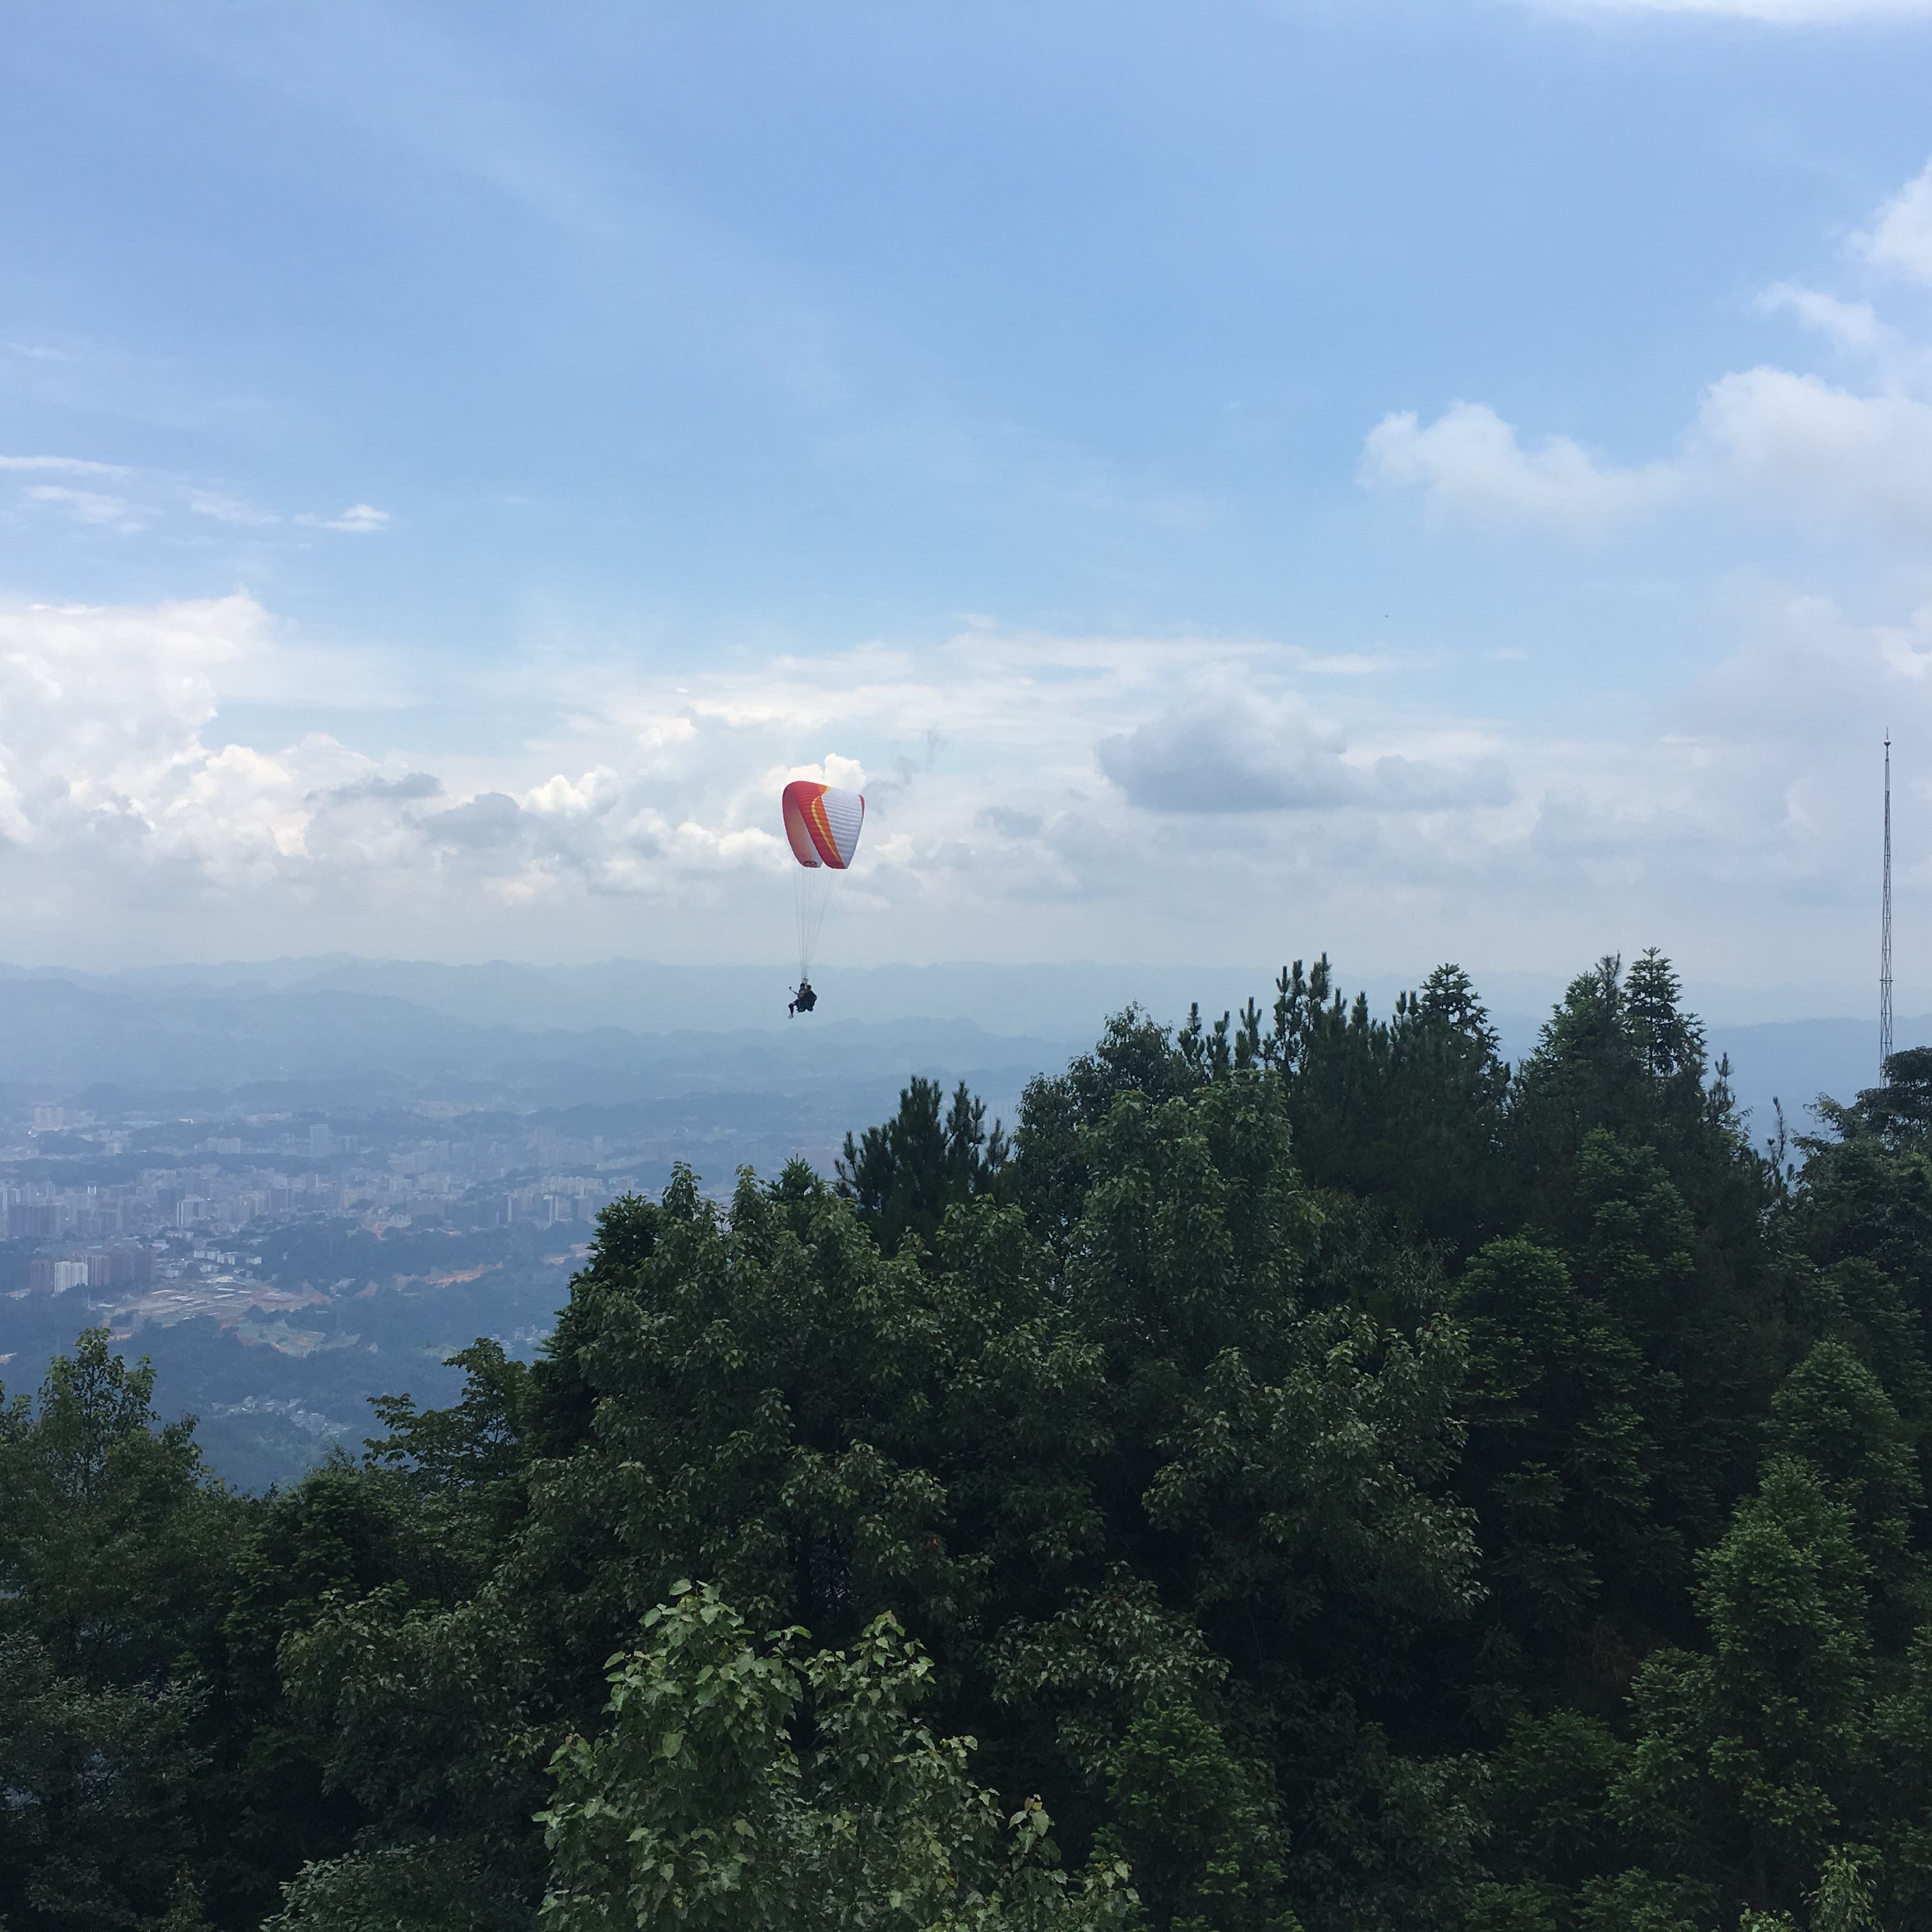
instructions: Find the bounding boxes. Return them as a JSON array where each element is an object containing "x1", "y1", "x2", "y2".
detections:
[
  {"x1": 536, "y1": 1581, "x2": 1140, "y2": 1932},
  {"x1": 1613, "y1": 1459, "x2": 1873, "y2": 1920},
  {"x1": 9, "y1": 953, "x2": 1919, "y2": 1932},
  {"x1": 1790, "y1": 1048, "x2": 1932, "y2": 1503},
  {"x1": 0, "y1": 1330, "x2": 241, "y2": 1685},
  {"x1": 289, "y1": 1070, "x2": 1481, "y2": 1929},
  {"x1": 1450, "y1": 1239, "x2": 1668, "y2": 1713},
  {"x1": 0, "y1": 1635, "x2": 208, "y2": 1932},
  {"x1": 1264, "y1": 960, "x2": 1510, "y2": 1258},
  {"x1": 838, "y1": 1078, "x2": 1010, "y2": 1255},
  {"x1": 1006, "y1": 1006, "x2": 1204, "y2": 1255},
  {"x1": 0, "y1": 1331, "x2": 245, "y2": 1932},
  {"x1": 1765, "y1": 1342, "x2": 1920, "y2": 1582}
]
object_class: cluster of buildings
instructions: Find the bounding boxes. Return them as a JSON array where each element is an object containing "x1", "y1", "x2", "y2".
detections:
[
  {"x1": 1, "y1": 1170, "x2": 354, "y2": 1244},
  {"x1": 3, "y1": 1105, "x2": 661, "y2": 1303},
  {"x1": 26, "y1": 1246, "x2": 151, "y2": 1292}
]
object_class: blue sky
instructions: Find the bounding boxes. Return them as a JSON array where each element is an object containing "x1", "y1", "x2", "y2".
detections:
[{"x1": 6, "y1": 0, "x2": 1932, "y2": 999}]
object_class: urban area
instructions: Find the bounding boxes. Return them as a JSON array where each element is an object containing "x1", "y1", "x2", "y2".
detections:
[{"x1": 0, "y1": 1093, "x2": 749, "y2": 1488}]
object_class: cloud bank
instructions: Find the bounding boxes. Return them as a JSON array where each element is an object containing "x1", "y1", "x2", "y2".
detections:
[{"x1": 0, "y1": 579, "x2": 1920, "y2": 977}]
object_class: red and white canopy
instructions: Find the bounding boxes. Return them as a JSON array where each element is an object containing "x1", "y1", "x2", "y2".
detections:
[{"x1": 781, "y1": 780, "x2": 865, "y2": 871}]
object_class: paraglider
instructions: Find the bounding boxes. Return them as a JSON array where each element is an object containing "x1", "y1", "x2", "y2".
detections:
[{"x1": 781, "y1": 778, "x2": 864, "y2": 1015}]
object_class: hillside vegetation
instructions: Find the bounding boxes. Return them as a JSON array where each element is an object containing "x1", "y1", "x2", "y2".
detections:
[{"x1": 4, "y1": 953, "x2": 1930, "y2": 1932}]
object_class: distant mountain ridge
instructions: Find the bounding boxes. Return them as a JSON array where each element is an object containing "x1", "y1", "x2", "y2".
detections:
[
  {"x1": 0, "y1": 974, "x2": 1078, "y2": 1120},
  {"x1": 0, "y1": 957, "x2": 1908, "y2": 1137},
  {"x1": 0, "y1": 954, "x2": 1905, "y2": 1034}
]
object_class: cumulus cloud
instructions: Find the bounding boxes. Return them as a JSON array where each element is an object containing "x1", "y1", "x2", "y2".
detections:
[
  {"x1": 300, "y1": 502, "x2": 390, "y2": 533},
  {"x1": 1098, "y1": 683, "x2": 1510, "y2": 815},
  {"x1": 316, "y1": 770, "x2": 443, "y2": 805},
  {"x1": 1756, "y1": 282, "x2": 1896, "y2": 357},
  {"x1": 0, "y1": 595, "x2": 806, "y2": 937},
  {"x1": 1860, "y1": 158, "x2": 1932, "y2": 284},
  {"x1": 1689, "y1": 366, "x2": 1932, "y2": 526},
  {"x1": 0, "y1": 588, "x2": 1911, "y2": 976},
  {"x1": 1360, "y1": 402, "x2": 1676, "y2": 530},
  {"x1": 0, "y1": 599, "x2": 1422, "y2": 946},
  {"x1": 1100, "y1": 689, "x2": 1356, "y2": 811},
  {"x1": 1366, "y1": 157, "x2": 1932, "y2": 538},
  {"x1": 0, "y1": 594, "x2": 272, "y2": 872},
  {"x1": 1363, "y1": 376, "x2": 1932, "y2": 533}
]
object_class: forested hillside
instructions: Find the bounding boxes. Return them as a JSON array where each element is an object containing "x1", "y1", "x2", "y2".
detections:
[{"x1": 4, "y1": 953, "x2": 1929, "y2": 1932}]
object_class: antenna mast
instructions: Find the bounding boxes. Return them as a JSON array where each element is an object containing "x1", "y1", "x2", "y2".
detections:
[{"x1": 1882, "y1": 733, "x2": 1894, "y2": 1077}]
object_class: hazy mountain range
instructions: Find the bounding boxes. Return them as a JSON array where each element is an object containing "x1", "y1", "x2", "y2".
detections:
[{"x1": 0, "y1": 956, "x2": 1908, "y2": 1139}]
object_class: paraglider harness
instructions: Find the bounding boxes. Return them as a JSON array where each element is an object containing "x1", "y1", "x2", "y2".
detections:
[{"x1": 789, "y1": 979, "x2": 818, "y2": 1017}]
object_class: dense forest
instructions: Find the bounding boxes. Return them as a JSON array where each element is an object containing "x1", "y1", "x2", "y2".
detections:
[{"x1": 6, "y1": 952, "x2": 1932, "y2": 1932}]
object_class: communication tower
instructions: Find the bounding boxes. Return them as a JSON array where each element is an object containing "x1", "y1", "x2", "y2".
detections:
[{"x1": 1882, "y1": 733, "x2": 1894, "y2": 1077}]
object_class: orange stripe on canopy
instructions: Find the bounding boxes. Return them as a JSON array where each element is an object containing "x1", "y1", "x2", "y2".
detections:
[{"x1": 781, "y1": 779, "x2": 864, "y2": 870}]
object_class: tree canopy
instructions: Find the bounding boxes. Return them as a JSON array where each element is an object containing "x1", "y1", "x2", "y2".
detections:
[{"x1": 3, "y1": 951, "x2": 1928, "y2": 1931}]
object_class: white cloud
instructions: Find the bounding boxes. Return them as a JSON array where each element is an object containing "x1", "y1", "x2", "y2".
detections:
[
  {"x1": 1098, "y1": 697, "x2": 1344, "y2": 813},
  {"x1": 4, "y1": 456, "x2": 388, "y2": 540},
  {"x1": 1541, "y1": 0, "x2": 1932, "y2": 17},
  {"x1": 0, "y1": 595, "x2": 817, "y2": 938},
  {"x1": 1688, "y1": 366, "x2": 1932, "y2": 525},
  {"x1": 305, "y1": 502, "x2": 390, "y2": 533},
  {"x1": 1757, "y1": 282, "x2": 1895, "y2": 357},
  {"x1": 188, "y1": 488, "x2": 280, "y2": 527},
  {"x1": 0, "y1": 599, "x2": 1404, "y2": 928},
  {"x1": 0, "y1": 586, "x2": 1915, "y2": 982},
  {"x1": 525, "y1": 767, "x2": 622, "y2": 818},
  {"x1": 664, "y1": 606, "x2": 1932, "y2": 958},
  {"x1": 0, "y1": 453, "x2": 128, "y2": 476},
  {"x1": 0, "y1": 595, "x2": 268, "y2": 864},
  {"x1": 1514, "y1": 590, "x2": 1932, "y2": 916},
  {"x1": 1859, "y1": 158, "x2": 1932, "y2": 284},
  {"x1": 1365, "y1": 378, "x2": 1932, "y2": 530},
  {"x1": 1359, "y1": 402, "x2": 1678, "y2": 530},
  {"x1": 1097, "y1": 684, "x2": 1503, "y2": 815},
  {"x1": 1366, "y1": 157, "x2": 1932, "y2": 539},
  {"x1": 1368, "y1": 371, "x2": 1932, "y2": 533},
  {"x1": 24, "y1": 484, "x2": 142, "y2": 530}
]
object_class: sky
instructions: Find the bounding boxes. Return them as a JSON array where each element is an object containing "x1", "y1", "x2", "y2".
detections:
[{"x1": 6, "y1": 0, "x2": 1932, "y2": 1002}]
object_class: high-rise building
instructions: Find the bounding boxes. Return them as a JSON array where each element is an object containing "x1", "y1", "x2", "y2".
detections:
[{"x1": 80, "y1": 1249, "x2": 150, "y2": 1289}]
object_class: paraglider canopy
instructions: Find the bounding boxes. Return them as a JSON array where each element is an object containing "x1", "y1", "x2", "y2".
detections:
[
  {"x1": 782, "y1": 780, "x2": 864, "y2": 871},
  {"x1": 781, "y1": 779, "x2": 865, "y2": 987}
]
